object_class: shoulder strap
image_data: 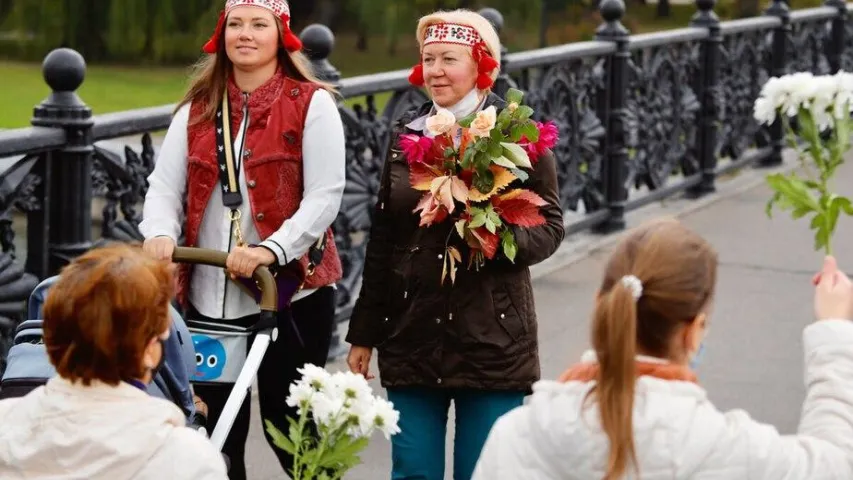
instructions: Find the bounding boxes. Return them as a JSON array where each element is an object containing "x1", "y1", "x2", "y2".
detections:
[
  {"x1": 215, "y1": 93, "x2": 242, "y2": 209},
  {"x1": 214, "y1": 90, "x2": 326, "y2": 274}
]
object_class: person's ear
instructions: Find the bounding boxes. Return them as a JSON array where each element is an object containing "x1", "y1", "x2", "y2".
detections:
[{"x1": 142, "y1": 336, "x2": 163, "y2": 370}]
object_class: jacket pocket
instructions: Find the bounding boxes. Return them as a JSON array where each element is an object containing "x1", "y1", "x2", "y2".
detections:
[{"x1": 492, "y1": 283, "x2": 526, "y2": 341}]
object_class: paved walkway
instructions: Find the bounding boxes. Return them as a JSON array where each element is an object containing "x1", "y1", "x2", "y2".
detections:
[{"x1": 241, "y1": 156, "x2": 853, "y2": 479}]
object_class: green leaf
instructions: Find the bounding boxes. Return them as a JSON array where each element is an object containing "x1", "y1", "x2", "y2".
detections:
[
  {"x1": 485, "y1": 218, "x2": 496, "y2": 233},
  {"x1": 469, "y1": 213, "x2": 487, "y2": 229},
  {"x1": 501, "y1": 142, "x2": 533, "y2": 169},
  {"x1": 497, "y1": 107, "x2": 513, "y2": 130},
  {"x1": 521, "y1": 121, "x2": 540, "y2": 143},
  {"x1": 487, "y1": 140, "x2": 503, "y2": 158},
  {"x1": 501, "y1": 230, "x2": 518, "y2": 263},
  {"x1": 505, "y1": 88, "x2": 524, "y2": 105},
  {"x1": 461, "y1": 144, "x2": 477, "y2": 169},
  {"x1": 510, "y1": 168, "x2": 529, "y2": 182},
  {"x1": 443, "y1": 147, "x2": 455, "y2": 158},
  {"x1": 458, "y1": 112, "x2": 477, "y2": 128},
  {"x1": 474, "y1": 138, "x2": 490, "y2": 152},
  {"x1": 474, "y1": 151, "x2": 492, "y2": 172},
  {"x1": 490, "y1": 127, "x2": 505, "y2": 143},
  {"x1": 834, "y1": 195, "x2": 853, "y2": 215},
  {"x1": 265, "y1": 419, "x2": 298, "y2": 455},
  {"x1": 516, "y1": 106, "x2": 535, "y2": 122},
  {"x1": 509, "y1": 123, "x2": 525, "y2": 143},
  {"x1": 491, "y1": 155, "x2": 517, "y2": 169},
  {"x1": 765, "y1": 173, "x2": 821, "y2": 213},
  {"x1": 473, "y1": 169, "x2": 495, "y2": 194},
  {"x1": 315, "y1": 436, "x2": 370, "y2": 468}
]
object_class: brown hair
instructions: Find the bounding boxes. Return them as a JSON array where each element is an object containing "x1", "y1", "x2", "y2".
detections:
[
  {"x1": 590, "y1": 218, "x2": 717, "y2": 479},
  {"x1": 43, "y1": 243, "x2": 175, "y2": 386},
  {"x1": 176, "y1": 13, "x2": 337, "y2": 125}
]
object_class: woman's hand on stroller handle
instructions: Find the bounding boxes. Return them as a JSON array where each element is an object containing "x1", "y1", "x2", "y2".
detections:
[{"x1": 225, "y1": 246, "x2": 277, "y2": 280}]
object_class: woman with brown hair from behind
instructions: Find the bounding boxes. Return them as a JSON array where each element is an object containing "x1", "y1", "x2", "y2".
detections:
[
  {"x1": 0, "y1": 243, "x2": 227, "y2": 479},
  {"x1": 473, "y1": 217, "x2": 853, "y2": 479}
]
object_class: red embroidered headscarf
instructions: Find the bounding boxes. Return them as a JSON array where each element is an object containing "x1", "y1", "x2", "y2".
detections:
[
  {"x1": 409, "y1": 12, "x2": 501, "y2": 90},
  {"x1": 203, "y1": 0, "x2": 302, "y2": 54}
]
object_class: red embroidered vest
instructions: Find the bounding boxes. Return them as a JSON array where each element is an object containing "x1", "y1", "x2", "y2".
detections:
[{"x1": 176, "y1": 70, "x2": 343, "y2": 307}]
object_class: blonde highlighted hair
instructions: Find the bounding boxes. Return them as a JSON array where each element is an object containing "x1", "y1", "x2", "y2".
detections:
[
  {"x1": 415, "y1": 9, "x2": 502, "y2": 86},
  {"x1": 176, "y1": 13, "x2": 337, "y2": 124}
]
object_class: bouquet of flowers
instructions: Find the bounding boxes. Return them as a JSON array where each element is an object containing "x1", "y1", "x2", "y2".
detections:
[
  {"x1": 265, "y1": 364, "x2": 401, "y2": 480},
  {"x1": 399, "y1": 88, "x2": 559, "y2": 284},
  {"x1": 754, "y1": 71, "x2": 853, "y2": 254}
]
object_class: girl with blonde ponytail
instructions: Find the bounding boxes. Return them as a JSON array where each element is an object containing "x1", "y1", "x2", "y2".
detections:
[{"x1": 474, "y1": 217, "x2": 853, "y2": 480}]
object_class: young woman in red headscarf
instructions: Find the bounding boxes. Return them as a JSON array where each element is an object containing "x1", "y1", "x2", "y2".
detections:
[{"x1": 140, "y1": 1, "x2": 345, "y2": 478}]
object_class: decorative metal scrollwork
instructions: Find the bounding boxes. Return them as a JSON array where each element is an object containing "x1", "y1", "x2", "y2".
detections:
[
  {"x1": 93, "y1": 134, "x2": 156, "y2": 242},
  {"x1": 0, "y1": 154, "x2": 43, "y2": 375},
  {"x1": 626, "y1": 42, "x2": 701, "y2": 190},
  {"x1": 526, "y1": 58, "x2": 607, "y2": 214},
  {"x1": 789, "y1": 19, "x2": 831, "y2": 75},
  {"x1": 718, "y1": 28, "x2": 772, "y2": 160}
]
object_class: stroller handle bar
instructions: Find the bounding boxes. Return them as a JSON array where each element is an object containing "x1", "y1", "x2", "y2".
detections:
[{"x1": 171, "y1": 247, "x2": 278, "y2": 312}]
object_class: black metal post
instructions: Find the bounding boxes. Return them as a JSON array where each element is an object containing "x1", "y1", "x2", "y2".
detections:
[
  {"x1": 301, "y1": 24, "x2": 341, "y2": 86},
  {"x1": 762, "y1": 0, "x2": 790, "y2": 167},
  {"x1": 301, "y1": 24, "x2": 347, "y2": 360},
  {"x1": 825, "y1": 0, "x2": 847, "y2": 73},
  {"x1": 29, "y1": 48, "x2": 94, "y2": 278},
  {"x1": 687, "y1": 0, "x2": 722, "y2": 198},
  {"x1": 593, "y1": 0, "x2": 629, "y2": 234},
  {"x1": 478, "y1": 8, "x2": 516, "y2": 98}
]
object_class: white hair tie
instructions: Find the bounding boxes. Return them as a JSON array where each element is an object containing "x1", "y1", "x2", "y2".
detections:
[{"x1": 620, "y1": 275, "x2": 643, "y2": 301}]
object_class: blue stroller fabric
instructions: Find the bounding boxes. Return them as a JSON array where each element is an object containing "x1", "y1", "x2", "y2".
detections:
[{"x1": 16, "y1": 276, "x2": 198, "y2": 422}]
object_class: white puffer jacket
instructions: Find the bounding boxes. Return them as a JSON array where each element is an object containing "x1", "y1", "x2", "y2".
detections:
[
  {"x1": 473, "y1": 319, "x2": 853, "y2": 479},
  {"x1": 0, "y1": 377, "x2": 228, "y2": 479}
]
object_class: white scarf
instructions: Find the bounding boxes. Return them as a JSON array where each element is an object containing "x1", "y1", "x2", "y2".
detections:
[{"x1": 406, "y1": 88, "x2": 485, "y2": 135}]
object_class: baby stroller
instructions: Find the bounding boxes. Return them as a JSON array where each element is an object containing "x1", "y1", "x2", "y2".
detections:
[{"x1": 0, "y1": 275, "x2": 203, "y2": 427}]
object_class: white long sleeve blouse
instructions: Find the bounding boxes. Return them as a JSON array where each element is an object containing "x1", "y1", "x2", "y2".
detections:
[{"x1": 140, "y1": 88, "x2": 346, "y2": 320}]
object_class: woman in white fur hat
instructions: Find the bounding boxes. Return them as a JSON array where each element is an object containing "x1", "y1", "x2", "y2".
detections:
[{"x1": 347, "y1": 9, "x2": 564, "y2": 480}]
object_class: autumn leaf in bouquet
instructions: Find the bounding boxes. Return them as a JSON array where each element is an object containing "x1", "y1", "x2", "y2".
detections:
[
  {"x1": 264, "y1": 364, "x2": 401, "y2": 480},
  {"x1": 399, "y1": 87, "x2": 559, "y2": 284},
  {"x1": 754, "y1": 71, "x2": 853, "y2": 254}
]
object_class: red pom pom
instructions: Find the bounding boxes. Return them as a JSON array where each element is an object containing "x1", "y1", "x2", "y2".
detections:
[
  {"x1": 408, "y1": 64, "x2": 425, "y2": 86},
  {"x1": 282, "y1": 30, "x2": 303, "y2": 52},
  {"x1": 478, "y1": 54, "x2": 499, "y2": 74},
  {"x1": 477, "y1": 72, "x2": 494, "y2": 90},
  {"x1": 202, "y1": 10, "x2": 225, "y2": 54}
]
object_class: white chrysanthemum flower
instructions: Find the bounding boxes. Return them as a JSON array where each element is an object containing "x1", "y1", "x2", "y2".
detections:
[
  {"x1": 367, "y1": 398, "x2": 402, "y2": 440},
  {"x1": 286, "y1": 381, "x2": 315, "y2": 415},
  {"x1": 327, "y1": 371, "x2": 373, "y2": 407},
  {"x1": 310, "y1": 391, "x2": 347, "y2": 430},
  {"x1": 297, "y1": 363, "x2": 332, "y2": 392}
]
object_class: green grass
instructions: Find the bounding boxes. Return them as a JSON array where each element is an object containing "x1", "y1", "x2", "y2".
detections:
[{"x1": 0, "y1": 61, "x2": 192, "y2": 129}]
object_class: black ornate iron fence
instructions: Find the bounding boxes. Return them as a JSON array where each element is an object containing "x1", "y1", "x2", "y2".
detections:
[{"x1": 0, "y1": 0, "x2": 848, "y2": 364}]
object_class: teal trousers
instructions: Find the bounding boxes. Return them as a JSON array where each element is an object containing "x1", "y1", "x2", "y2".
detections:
[{"x1": 386, "y1": 387, "x2": 525, "y2": 480}]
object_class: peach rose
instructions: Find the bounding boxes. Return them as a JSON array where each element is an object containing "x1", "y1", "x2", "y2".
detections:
[
  {"x1": 426, "y1": 108, "x2": 456, "y2": 136},
  {"x1": 468, "y1": 106, "x2": 497, "y2": 138}
]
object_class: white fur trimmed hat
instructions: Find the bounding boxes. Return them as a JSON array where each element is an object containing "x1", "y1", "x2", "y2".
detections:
[{"x1": 409, "y1": 10, "x2": 501, "y2": 90}]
